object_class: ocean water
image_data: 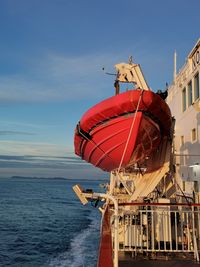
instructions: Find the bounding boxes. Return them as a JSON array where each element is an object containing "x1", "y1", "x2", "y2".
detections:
[{"x1": 0, "y1": 177, "x2": 104, "y2": 267}]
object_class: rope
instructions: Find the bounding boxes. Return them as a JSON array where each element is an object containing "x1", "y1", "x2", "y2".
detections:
[
  {"x1": 78, "y1": 89, "x2": 144, "y2": 171},
  {"x1": 117, "y1": 90, "x2": 144, "y2": 173}
]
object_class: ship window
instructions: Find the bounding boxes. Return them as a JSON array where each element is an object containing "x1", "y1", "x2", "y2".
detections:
[
  {"x1": 180, "y1": 135, "x2": 184, "y2": 146},
  {"x1": 187, "y1": 80, "x2": 193, "y2": 107},
  {"x1": 183, "y1": 181, "x2": 185, "y2": 191},
  {"x1": 191, "y1": 128, "x2": 197, "y2": 142},
  {"x1": 182, "y1": 87, "x2": 186, "y2": 111},
  {"x1": 194, "y1": 72, "x2": 199, "y2": 101}
]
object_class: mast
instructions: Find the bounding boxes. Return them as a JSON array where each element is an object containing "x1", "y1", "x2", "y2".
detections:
[{"x1": 174, "y1": 50, "x2": 177, "y2": 82}]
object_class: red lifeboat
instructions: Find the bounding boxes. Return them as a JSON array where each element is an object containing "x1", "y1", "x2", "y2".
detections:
[{"x1": 74, "y1": 89, "x2": 172, "y2": 172}]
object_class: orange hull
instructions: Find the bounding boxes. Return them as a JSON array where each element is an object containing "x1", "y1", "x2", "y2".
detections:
[{"x1": 74, "y1": 90, "x2": 172, "y2": 172}]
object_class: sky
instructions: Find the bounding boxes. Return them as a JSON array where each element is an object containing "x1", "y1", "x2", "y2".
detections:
[{"x1": 0, "y1": 0, "x2": 199, "y2": 178}]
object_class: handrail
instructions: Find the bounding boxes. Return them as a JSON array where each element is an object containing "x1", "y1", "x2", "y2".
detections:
[
  {"x1": 113, "y1": 203, "x2": 200, "y2": 262},
  {"x1": 112, "y1": 202, "x2": 200, "y2": 207}
]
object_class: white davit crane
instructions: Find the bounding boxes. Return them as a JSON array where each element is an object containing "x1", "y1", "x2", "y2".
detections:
[{"x1": 115, "y1": 56, "x2": 149, "y2": 90}]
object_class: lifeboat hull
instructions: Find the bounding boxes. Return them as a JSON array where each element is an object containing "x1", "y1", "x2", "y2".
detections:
[{"x1": 74, "y1": 90, "x2": 172, "y2": 172}]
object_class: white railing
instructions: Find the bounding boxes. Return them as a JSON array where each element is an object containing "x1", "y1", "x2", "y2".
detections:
[{"x1": 115, "y1": 203, "x2": 200, "y2": 261}]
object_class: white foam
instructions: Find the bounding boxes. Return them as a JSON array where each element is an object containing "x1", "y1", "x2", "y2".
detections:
[{"x1": 47, "y1": 211, "x2": 100, "y2": 267}]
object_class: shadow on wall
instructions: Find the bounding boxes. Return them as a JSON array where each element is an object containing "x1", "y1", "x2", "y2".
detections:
[{"x1": 178, "y1": 112, "x2": 200, "y2": 181}]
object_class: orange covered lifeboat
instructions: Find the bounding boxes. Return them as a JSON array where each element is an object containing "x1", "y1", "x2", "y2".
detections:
[{"x1": 74, "y1": 89, "x2": 172, "y2": 172}]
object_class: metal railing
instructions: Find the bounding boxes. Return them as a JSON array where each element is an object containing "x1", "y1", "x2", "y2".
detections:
[{"x1": 115, "y1": 203, "x2": 200, "y2": 261}]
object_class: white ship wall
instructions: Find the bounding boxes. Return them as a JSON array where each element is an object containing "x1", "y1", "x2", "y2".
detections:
[{"x1": 167, "y1": 39, "x2": 200, "y2": 186}]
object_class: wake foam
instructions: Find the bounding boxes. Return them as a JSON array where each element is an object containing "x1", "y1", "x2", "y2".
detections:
[{"x1": 47, "y1": 211, "x2": 100, "y2": 267}]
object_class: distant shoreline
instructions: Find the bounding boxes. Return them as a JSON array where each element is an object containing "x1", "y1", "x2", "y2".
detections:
[
  {"x1": 7, "y1": 176, "x2": 108, "y2": 182},
  {"x1": 11, "y1": 175, "x2": 68, "y2": 180}
]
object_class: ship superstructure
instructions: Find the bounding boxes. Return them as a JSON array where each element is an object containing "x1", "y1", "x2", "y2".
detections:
[
  {"x1": 73, "y1": 41, "x2": 200, "y2": 267},
  {"x1": 167, "y1": 39, "x2": 200, "y2": 194}
]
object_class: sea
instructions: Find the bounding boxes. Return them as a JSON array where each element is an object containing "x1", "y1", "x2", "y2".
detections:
[{"x1": 0, "y1": 177, "x2": 105, "y2": 267}]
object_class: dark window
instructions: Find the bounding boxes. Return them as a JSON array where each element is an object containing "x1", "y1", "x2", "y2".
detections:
[
  {"x1": 180, "y1": 135, "x2": 184, "y2": 146},
  {"x1": 182, "y1": 87, "x2": 186, "y2": 111},
  {"x1": 191, "y1": 128, "x2": 197, "y2": 142},
  {"x1": 194, "y1": 72, "x2": 199, "y2": 100},
  {"x1": 187, "y1": 80, "x2": 193, "y2": 106}
]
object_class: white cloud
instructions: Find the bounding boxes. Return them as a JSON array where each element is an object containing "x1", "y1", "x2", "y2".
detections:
[{"x1": 0, "y1": 140, "x2": 71, "y2": 157}]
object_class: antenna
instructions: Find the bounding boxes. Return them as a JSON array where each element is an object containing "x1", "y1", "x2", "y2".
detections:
[
  {"x1": 102, "y1": 67, "x2": 117, "y2": 76},
  {"x1": 129, "y1": 56, "x2": 133, "y2": 64}
]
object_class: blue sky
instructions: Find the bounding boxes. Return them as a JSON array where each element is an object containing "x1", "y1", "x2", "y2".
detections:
[{"x1": 0, "y1": 0, "x2": 199, "y2": 178}]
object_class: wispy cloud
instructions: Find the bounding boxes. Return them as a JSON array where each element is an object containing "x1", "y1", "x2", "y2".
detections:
[
  {"x1": 0, "y1": 52, "x2": 121, "y2": 103},
  {"x1": 0, "y1": 154, "x2": 107, "y2": 179},
  {"x1": 0, "y1": 140, "x2": 70, "y2": 157},
  {"x1": 0, "y1": 130, "x2": 35, "y2": 136},
  {"x1": 0, "y1": 120, "x2": 62, "y2": 130},
  {"x1": 0, "y1": 45, "x2": 173, "y2": 104},
  {"x1": 0, "y1": 154, "x2": 85, "y2": 168},
  {"x1": 0, "y1": 140, "x2": 107, "y2": 179}
]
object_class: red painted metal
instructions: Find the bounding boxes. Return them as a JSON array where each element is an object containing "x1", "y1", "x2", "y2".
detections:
[
  {"x1": 74, "y1": 89, "x2": 172, "y2": 172},
  {"x1": 98, "y1": 207, "x2": 114, "y2": 267}
]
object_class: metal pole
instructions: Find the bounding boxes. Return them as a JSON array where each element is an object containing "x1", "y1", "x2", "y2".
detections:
[
  {"x1": 93, "y1": 193, "x2": 119, "y2": 267},
  {"x1": 192, "y1": 206, "x2": 199, "y2": 262}
]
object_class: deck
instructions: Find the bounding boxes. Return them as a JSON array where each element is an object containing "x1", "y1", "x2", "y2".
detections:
[
  {"x1": 119, "y1": 259, "x2": 200, "y2": 267},
  {"x1": 119, "y1": 251, "x2": 200, "y2": 266}
]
